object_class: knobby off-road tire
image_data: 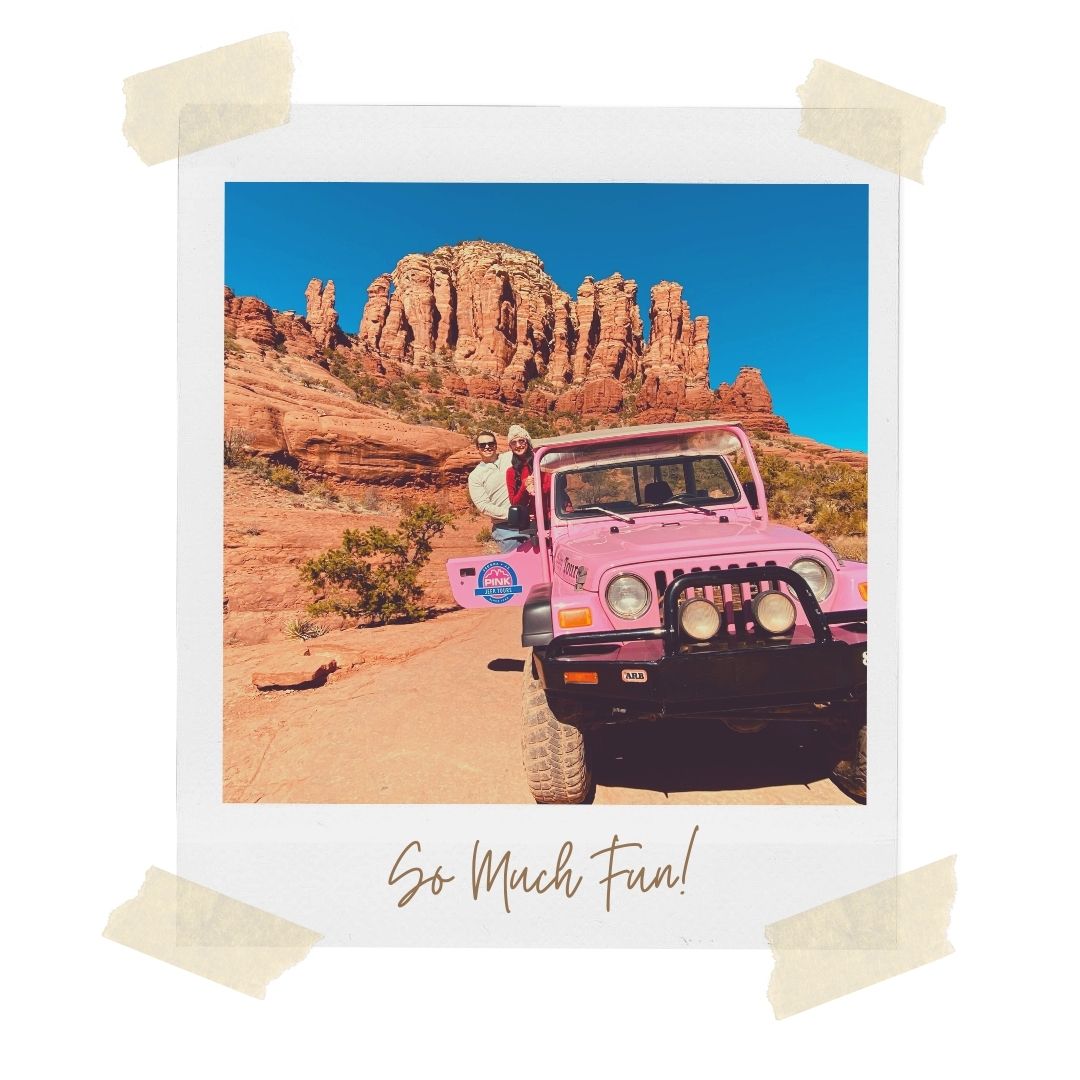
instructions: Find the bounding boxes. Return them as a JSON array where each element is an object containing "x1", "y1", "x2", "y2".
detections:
[
  {"x1": 521, "y1": 657, "x2": 593, "y2": 804},
  {"x1": 830, "y1": 721, "x2": 867, "y2": 803}
]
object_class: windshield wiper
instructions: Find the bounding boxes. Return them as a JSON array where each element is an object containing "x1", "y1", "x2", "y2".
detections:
[
  {"x1": 580, "y1": 505, "x2": 636, "y2": 523},
  {"x1": 656, "y1": 497, "x2": 716, "y2": 517}
]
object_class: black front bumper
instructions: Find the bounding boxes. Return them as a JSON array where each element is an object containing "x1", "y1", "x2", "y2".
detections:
[{"x1": 533, "y1": 568, "x2": 867, "y2": 722}]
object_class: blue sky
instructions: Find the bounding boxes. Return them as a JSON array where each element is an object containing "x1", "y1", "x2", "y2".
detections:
[{"x1": 225, "y1": 183, "x2": 868, "y2": 451}]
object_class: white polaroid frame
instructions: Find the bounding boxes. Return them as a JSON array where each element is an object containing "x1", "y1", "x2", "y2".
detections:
[{"x1": 178, "y1": 106, "x2": 897, "y2": 946}]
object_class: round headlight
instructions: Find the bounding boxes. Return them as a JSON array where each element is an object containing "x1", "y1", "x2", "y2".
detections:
[
  {"x1": 752, "y1": 590, "x2": 797, "y2": 635},
  {"x1": 680, "y1": 598, "x2": 721, "y2": 641},
  {"x1": 605, "y1": 574, "x2": 651, "y2": 620},
  {"x1": 790, "y1": 556, "x2": 834, "y2": 602}
]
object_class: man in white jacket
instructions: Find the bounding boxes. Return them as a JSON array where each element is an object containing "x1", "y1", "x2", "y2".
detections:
[{"x1": 467, "y1": 430, "x2": 525, "y2": 552}]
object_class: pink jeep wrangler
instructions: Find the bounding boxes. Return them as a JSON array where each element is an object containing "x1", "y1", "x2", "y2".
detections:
[{"x1": 448, "y1": 421, "x2": 868, "y2": 804}]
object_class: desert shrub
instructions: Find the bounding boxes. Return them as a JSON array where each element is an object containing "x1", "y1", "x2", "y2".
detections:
[
  {"x1": 224, "y1": 426, "x2": 249, "y2": 468},
  {"x1": 301, "y1": 503, "x2": 454, "y2": 624},
  {"x1": 246, "y1": 456, "x2": 273, "y2": 481},
  {"x1": 285, "y1": 615, "x2": 328, "y2": 640},
  {"x1": 309, "y1": 481, "x2": 340, "y2": 503},
  {"x1": 810, "y1": 499, "x2": 866, "y2": 538},
  {"x1": 224, "y1": 335, "x2": 243, "y2": 356},
  {"x1": 270, "y1": 465, "x2": 303, "y2": 492},
  {"x1": 359, "y1": 487, "x2": 384, "y2": 512},
  {"x1": 327, "y1": 355, "x2": 383, "y2": 403},
  {"x1": 475, "y1": 526, "x2": 493, "y2": 544},
  {"x1": 753, "y1": 453, "x2": 867, "y2": 540},
  {"x1": 829, "y1": 535, "x2": 868, "y2": 562}
]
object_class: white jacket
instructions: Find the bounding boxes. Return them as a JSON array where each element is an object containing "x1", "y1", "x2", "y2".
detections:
[{"x1": 468, "y1": 451, "x2": 513, "y2": 521}]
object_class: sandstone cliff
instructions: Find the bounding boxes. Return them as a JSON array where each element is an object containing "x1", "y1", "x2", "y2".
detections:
[{"x1": 226, "y1": 240, "x2": 790, "y2": 431}]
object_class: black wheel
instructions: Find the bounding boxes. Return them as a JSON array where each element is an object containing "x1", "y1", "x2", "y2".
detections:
[
  {"x1": 521, "y1": 655, "x2": 593, "y2": 804},
  {"x1": 830, "y1": 721, "x2": 867, "y2": 803}
]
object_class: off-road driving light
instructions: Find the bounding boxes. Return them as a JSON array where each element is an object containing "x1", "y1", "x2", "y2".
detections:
[
  {"x1": 790, "y1": 556, "x2": 834, "y2": 602},
  {"x1": 680, "y1": 598, "x2": 721, "y2": 641},
  {"x1": 605, "y1": 574, "x2": 651, "y2": 620},
  {"x1": 752, "y1": 590, "x2": 797, "y2": 635}
]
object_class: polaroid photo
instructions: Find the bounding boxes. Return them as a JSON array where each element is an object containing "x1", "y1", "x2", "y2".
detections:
[{"x1": 178, "y1": 106, "x2": 897, "y2": 946}]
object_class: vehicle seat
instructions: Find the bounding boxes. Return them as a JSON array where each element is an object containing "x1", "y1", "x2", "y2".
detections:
[{"x1": 643, "y1": 481, "x2": 674, "y2": 504}]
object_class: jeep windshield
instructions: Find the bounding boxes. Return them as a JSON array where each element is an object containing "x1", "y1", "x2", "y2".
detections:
[{"x1": 554, "y1": 454, "x2": 742, "y2": 520}]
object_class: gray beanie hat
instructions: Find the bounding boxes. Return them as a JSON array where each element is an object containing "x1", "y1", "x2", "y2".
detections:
[{"x1": 507, "y1": 424, "x2": 532, "y2": 443}]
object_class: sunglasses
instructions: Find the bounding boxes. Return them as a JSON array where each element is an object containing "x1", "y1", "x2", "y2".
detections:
[
  {"x1": 509, "y1": 438, "x2": 529, "y2": 446},
  {"x1": 477, "y1": 442, "x2": 496, "y2": 450}
]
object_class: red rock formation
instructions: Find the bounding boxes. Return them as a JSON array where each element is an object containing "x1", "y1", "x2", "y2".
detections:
[
  {"x1": 590, "y1": 273, "x2": 642, "y2": 380},
  {"x1": 225, "y1": 240, "x2": 791, "y2": 435},
  {"x1": 582, "y1": 377, "x2": 624, "y2": 414},
  {"x1": 464, "y1": 375, "x2": 501, "y2": 401},
  {"x1": 433, "y1": 264, "x2": 454, "y2": 352},
  {"x1": 224, "y1": 345, "x2": 472, "y2": 484},
  {"x1": 393, "y1": 257, "x2": 438, "y2": 355},
  {"x1": 272, "y1": 310, "x2": 317, "y2": 359},
  {"x1": 555, "y1": 386, "x2": 583, "y2": 415},
  {"x1": 641, "y1": 281, "x2": 709, "y2": 384},
  {"x1": 358, "y1": 274, "x2": 391, "y2": 352},
  {"x1": 716, "y1": 367, "x2": 774, "y2": 414},
  {"x1": 304, "y1": 278, "x2": 347, "y2": 351},
  {"x1": 523, "y1": 387, "x2": 558, "y2": 416},
  {"x1": 225, "y1": 288, "x2": 278, "y2": 349},
  {"x1": 639, "y1": 374, "x2": 686, "y2": 419},
  {"x1": 379, "y1": 293, "x2": 411, "y2": 362},
  {"x1": 571, "y1": 277, "x2": 598, "y2": 382},
  {"x1": 547, "y1": 289, "x2": 576, "y2": 385}
]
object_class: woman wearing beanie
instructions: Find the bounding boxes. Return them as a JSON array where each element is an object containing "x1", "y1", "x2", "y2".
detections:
[{"x1": 505, "y1": 424, "x2": 552, "y2": 529}]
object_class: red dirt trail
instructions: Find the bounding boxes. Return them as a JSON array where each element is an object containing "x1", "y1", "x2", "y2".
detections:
[{"x1": 223, "y1": 605, "x2": 855, "y2": 806}]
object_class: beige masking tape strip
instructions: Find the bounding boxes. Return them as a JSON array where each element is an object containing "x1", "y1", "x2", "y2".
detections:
[
  {"x1": 103, "y1": 867, "x2": 322, "y2": 998},
  {"x1": 797, "y1": 60, "x2": 945, "y2": 182},
  {"x1": 766, "y1": 856, "x2": 956, "y2": 1018},
  {"x1": 122, "y1": 33, "x2": 293, "y2": 165}
]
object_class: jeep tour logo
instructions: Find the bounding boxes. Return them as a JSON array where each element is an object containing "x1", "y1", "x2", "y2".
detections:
[
  {"x1": 474, "y1": 560, "x2": 523, "y2": 605},
  {"x1": 561, "y1": 556, "x2": 585, "y2": 584}
]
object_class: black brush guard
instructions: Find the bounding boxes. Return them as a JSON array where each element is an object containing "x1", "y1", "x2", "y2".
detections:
[{"x1": 535, "y1": 568, "x2": 867, "y2": 719}]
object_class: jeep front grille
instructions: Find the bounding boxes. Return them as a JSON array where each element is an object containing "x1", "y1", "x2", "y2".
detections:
[{"x1": 654, "y1": 560, "x2": 783, "y2": 638}]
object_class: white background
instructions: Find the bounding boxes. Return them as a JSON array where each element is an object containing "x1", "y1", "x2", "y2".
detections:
[{"x1": 5, "y1": 2, "x2": 1075, "y2": 1075}]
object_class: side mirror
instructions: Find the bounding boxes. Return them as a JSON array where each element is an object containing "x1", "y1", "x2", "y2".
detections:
[{"x1": 744, "y1": 480, "x2": 760, "y2": 510}]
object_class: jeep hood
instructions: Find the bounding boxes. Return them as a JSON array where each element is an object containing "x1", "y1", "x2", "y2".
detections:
[{"x1": 554, "y1": 518, "x2": 832, "y2": 585}]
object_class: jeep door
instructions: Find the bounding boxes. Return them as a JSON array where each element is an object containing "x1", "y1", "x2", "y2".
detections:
[{"x1": 446, "y1": 543, "x2": 547, "y2": 609}]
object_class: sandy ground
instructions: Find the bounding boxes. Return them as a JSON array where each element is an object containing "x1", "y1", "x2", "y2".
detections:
[{"x1": 223, "y1": 604, "x2": 856, "y2": 805}]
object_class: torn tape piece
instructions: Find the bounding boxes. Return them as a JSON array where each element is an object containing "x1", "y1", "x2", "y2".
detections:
[
  {"x1": 122, "y1": 32, "x2": 293, "y2": 165},
  {"x1": 103, "y1": 867, "x2": 321, "y2": 998},
  {"x1": 766, "y1": 855, "x2": 956, "y2": 1019},
  {"x1": 797, "y1": 59, "x2": 945, "y2": 182}
]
